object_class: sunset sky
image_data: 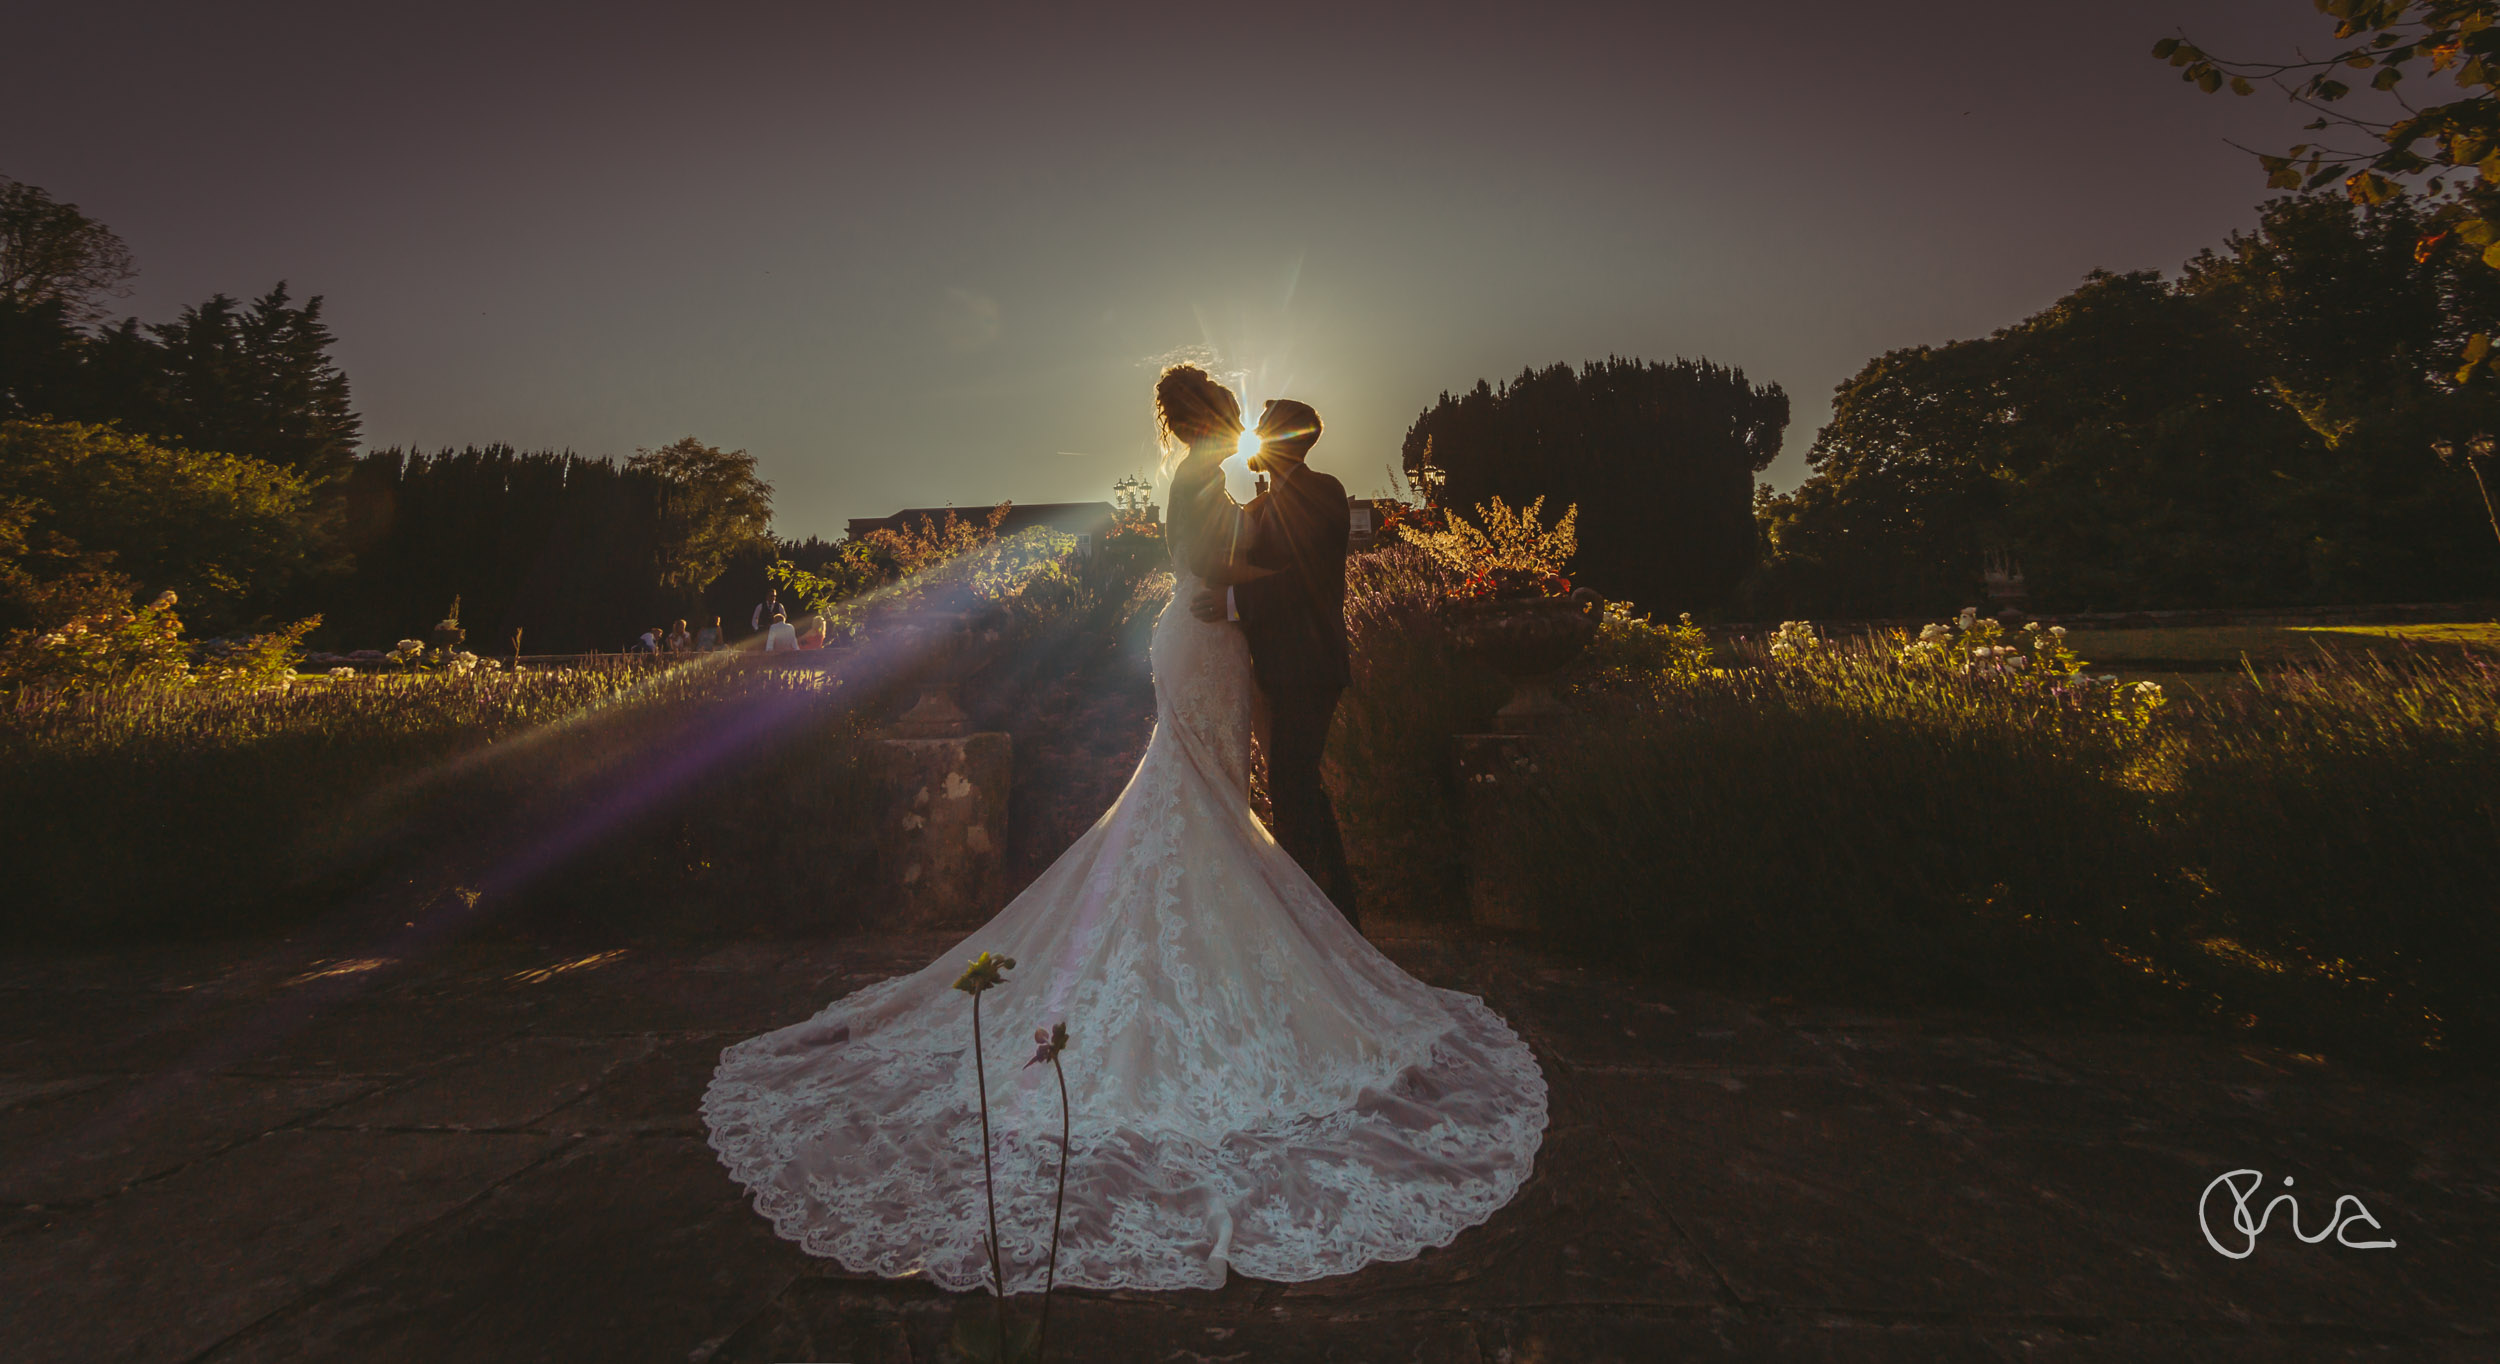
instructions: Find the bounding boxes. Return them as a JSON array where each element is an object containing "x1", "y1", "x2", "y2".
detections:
[{"x1": 6, "y1": 1, "x2": 2340, "y2": 535}]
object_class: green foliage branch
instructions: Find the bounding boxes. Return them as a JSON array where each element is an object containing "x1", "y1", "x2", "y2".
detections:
[{"x1": 2159, "y1": 3, "x2": 2500, "y2": 374}]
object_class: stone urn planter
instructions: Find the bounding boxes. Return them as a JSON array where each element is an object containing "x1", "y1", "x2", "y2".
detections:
[
  {"x1": 867, "y1": 596, "x2": 1003, "y2": 739},
  {"x1": 1447, "y1": 588, "x2": 1602, "y2": 734}
]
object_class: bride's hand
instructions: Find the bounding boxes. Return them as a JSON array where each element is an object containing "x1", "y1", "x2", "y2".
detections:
[{"x1": 1189, "y1": 588, "x2": 1228, "y2": 623}]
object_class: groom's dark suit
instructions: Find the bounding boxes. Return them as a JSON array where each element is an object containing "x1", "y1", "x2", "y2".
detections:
[{"x1": 1235, "y1": 461, "x2": 1360, "y2": 925}]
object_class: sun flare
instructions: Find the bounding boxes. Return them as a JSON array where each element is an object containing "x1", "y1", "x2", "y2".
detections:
[{"x1": 1235, "y1": 427, "x2": 1262, "y2": 459}]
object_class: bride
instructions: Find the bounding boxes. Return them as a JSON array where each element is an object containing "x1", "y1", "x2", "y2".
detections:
[{"x1": 702, "y1": 363, "x2": 1548, "y2": 1292}]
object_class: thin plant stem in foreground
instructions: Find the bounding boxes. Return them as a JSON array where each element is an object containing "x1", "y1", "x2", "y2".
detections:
[
  {"x1": 973, "y1": 993, "x2": 1003, "y2": 1321},
  {"x1": 951, "y1": 952, "x2": 1016, "y2": 1357},
  {"x1": 1025, "y1": 1019, "x2": 1073, "y2": 1362}
]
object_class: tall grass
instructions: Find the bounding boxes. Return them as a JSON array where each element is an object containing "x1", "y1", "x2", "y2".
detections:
[
  {"x1": 2152, "y1": 653, "x2": 2500, "y2": 1059},
  {"x1": 0, "y1": 661, "x2": 879, "y2": 941},
  {"x1": 1326, "y1": 558, "x2": 2499, "y2": 1067},
  {"x1": 1514, "y1": 642, "x2": 2496, "y2": 1064},
  {"x1": 2, "y1": 538, "x2": 1159, "y2": 945},
  {"x1": 1508, "y1": 657, "x2": 2170, "y2": 1005}
]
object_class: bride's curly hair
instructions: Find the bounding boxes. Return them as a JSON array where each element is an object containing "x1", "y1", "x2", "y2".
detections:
[{"x1": 1154, "y1": 363, "x2": 1240, "y2": 462}]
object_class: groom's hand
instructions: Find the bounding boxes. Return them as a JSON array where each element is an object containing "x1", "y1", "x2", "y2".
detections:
[{"x1": 1190, "y1": 588, "x2": 1226, "y2": 623}]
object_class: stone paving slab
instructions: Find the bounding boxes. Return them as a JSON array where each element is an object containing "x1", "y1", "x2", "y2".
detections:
[
  {"x1": 540, "y1": 1030, "x2": 749, "y2": 1137},
  {"x1": 0, "y1": 1071, "x2": 378, "y2": 1204},
  {"x1": 317, "y1": 1034, "x2": 654, "y2": 1132},
  {"x1": 0, "y1": 1127, "x2": 561, "y2": 1364},
  {"x1": 200, "y1": 1135, "x2": 802, "y2": 1364},
  {"x1": 0, "y1": 932, "x2": 2490, "y2": 1363}
]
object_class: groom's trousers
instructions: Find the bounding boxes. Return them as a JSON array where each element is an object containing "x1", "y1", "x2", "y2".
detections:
[{"x1": 1265, "y1": 683, "x2": 1361, "y2": 928}]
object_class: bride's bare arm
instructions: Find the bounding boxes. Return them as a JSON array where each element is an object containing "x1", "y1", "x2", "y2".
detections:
[{"x1": 1169, "y1": 460, "x2": 1276, "y2": 585}]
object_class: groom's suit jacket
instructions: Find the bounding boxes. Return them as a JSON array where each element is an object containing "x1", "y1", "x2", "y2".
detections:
[{"x1": 1236, "y1": 464, "x2": 1353, "y2": 694}]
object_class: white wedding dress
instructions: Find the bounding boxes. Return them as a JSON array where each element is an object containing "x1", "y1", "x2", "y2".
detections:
[{"x1": 702, "y1": 562, "x2": 1548, "y2": 1293}]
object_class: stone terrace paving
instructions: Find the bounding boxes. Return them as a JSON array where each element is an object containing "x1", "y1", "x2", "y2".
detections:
[{"x1": 0, "y1": 931, "x2": 2493, "y2": 1363}]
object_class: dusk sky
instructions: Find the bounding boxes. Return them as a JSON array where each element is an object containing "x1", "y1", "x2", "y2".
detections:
[{"x1": 6, "y1": 2, "x2": 2340, "y2": 537}]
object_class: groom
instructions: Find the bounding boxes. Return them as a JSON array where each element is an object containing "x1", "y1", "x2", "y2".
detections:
[{"x1": 1192, "y1": 399, "x2": 1361, "y2": 929}]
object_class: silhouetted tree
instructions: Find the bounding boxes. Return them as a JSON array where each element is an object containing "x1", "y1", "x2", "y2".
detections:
[
  {"x1": 0, "y1": 180, "x2": 358, "y2": 479},
  {"x1": 125, "y1": 285, "x2": 361, "y2": 480},
  {"x1": 0, "y1": 177, "x2": 135, "y2": 322},
  {"x1": 319, "y1": 443, "x2": 795, "y2": 653},
  {"x1": 1750, "y1": 195, "x2": 2500, "y2": 615},
  {"x1": 1400, "y1": 357, "x2": 1787, "y2": 614},
  {"x1": 627, "y1": 436, "x2": 774, "y2": 609}
]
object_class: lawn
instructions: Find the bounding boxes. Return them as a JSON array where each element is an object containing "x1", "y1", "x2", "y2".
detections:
[{"x1": 2054, "y1": 619, "x2": 2499, "y2": 670}]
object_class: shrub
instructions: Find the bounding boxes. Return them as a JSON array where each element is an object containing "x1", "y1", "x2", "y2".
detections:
[
  {"x1": 1324, "y1": 546, "x2": 1506, "y2": 921},
  {"x1": 1577, "y1": 603, "x2": 1713, "y2": 693},
  {"x1": 0, "y1": 419, "x2": 323, "y2": 632},
  {"x1": 0, "y1": 661, "x2": 878, "y2": 941},
  {"x1": 1478, "y1": 628, "x2": 2498, "y2": 1067}
]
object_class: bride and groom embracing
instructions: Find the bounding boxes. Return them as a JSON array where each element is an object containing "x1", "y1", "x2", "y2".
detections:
[{"x1": 702, "y1": 363, "x2": 1547, "y2": 1294}]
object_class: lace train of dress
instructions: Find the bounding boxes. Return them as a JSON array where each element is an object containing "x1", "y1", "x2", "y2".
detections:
[{"x1": 702, "y1": 574, "x2": 1548, "y2": 1292}]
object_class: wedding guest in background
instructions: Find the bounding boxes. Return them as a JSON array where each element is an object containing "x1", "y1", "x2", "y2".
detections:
[
  {"x1": 751, "y1": 590, "x2": 782, "y2": 637},
  {"x1": 694, "y1": 617, "x2": 721, "y2": 652},
  {"x1": 666, "y1": 619, "x2": 692, "y2": 653},
  {"x1": 634, "y1": 625, "x2": 662, "y2": 654},
  {"x1": 763, "y1": 611, "x2": 798, "y2": 653},
  {"x1": 798, "y1": 612, "x2": 828, "y2": 649}
]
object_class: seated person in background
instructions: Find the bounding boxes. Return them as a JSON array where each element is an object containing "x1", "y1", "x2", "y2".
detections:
[
  {"x1": 763, "y1": 611, "x2": 799, "y2": 653},
  {"x1": 798, "y1": 613, "x2": 828, "y2": 649},
  {"x1": 666, "y1": 619, "x2": 692, "y2": 653},
  {"x1": 694, "y1": 617, "x2": 722, "y2": 652},
  {"x1": 634, "y1": 626, "x2": 662, "y2": 654}
]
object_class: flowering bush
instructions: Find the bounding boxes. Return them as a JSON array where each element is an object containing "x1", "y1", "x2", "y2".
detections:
[
  {"x1": 1874, "y1": 608, "x2": 2167, "y2": 735},
  {"x1": 1394, "y1": 495, "x2": 1578, "y2": 600},
  {"x1": 1766, "y1": 620, "x2": 1823, "y2": 663},
  {"x1": 1374, "y1": 499, "x2": 1446, "y2": 538},
  {"x1": 1582, "y1": 604, "x2": 1713, "y2": 688},
  {"x1": 1894, "y1": 607, "x2": 2085, "y2": 681},
  {"x1": 1, "y1": 589, "x2": 191, "y2": 691},
  {"x1": 769, "y1": 502, "x2": 1096, "y2": 641},
  {"x1": 0, "y1": 586, "x2": 315, "y2": 694}
]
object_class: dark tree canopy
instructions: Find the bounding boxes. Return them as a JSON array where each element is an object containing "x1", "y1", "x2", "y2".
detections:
[
  {"x1": 323, "y1": 444, "x2": 790, "y2": 653},
  {"x1": 1401, "y1": 357, "x2": 1788, "y2": 615},
  {"x1": 626, "y1": 436, "x2": 775, "y2": 603},
  {"x1": 0, "y1": 181, "x2": 359, "y2": 479},
  {"x1": 123, "y1": 285, "x2": 361, "y2": 480},
  {"x1": 0, "y1": 177, "x2": 135, "y2": 322},
  {"x1": 1749, "y1": 194, "x2": 2500, "y2": 616},
  {"x1": 2, "y1": 284, "x2": 360, "y2": 481}
]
